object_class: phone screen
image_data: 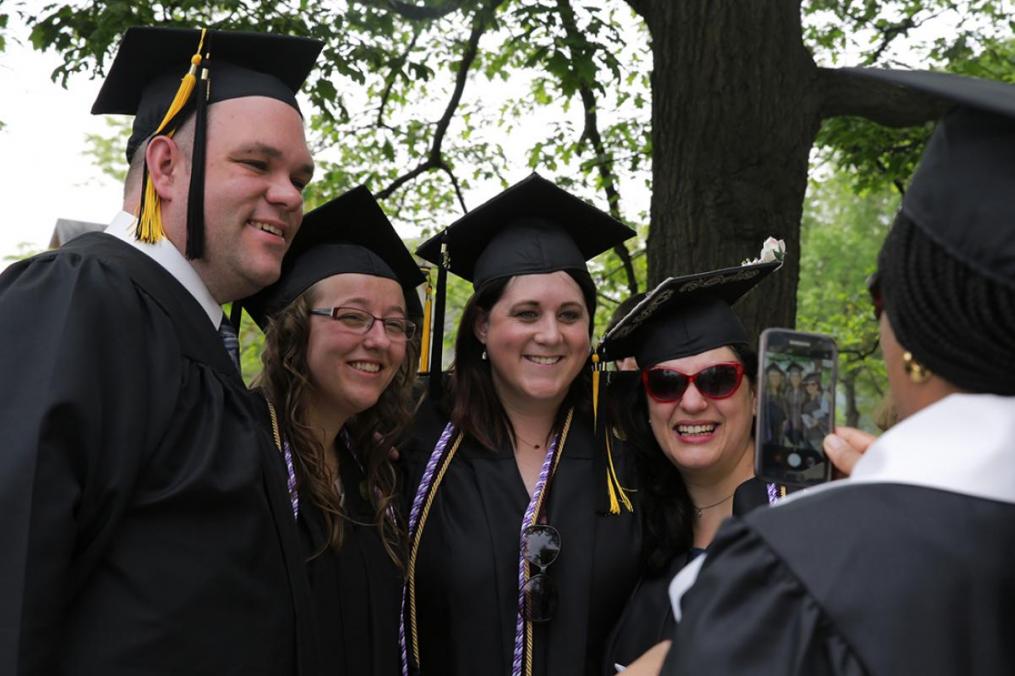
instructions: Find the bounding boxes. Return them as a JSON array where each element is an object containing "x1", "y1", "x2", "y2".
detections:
[{"x1": 756, "y1": 329, "x2": 837, "y2": 487}]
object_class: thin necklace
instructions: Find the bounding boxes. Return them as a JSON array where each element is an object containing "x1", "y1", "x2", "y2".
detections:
[
  {"x1": 693, "y1": 492, "x2": 734, "y2": 519},
  {"x1": 513, "y1": 429, "x2": 550, "y2": 450}
]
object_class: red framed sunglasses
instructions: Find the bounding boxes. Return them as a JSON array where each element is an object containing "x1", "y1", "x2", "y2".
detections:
[{"x1": 641, "y1": 362, "x2": 746, "y2": 403}]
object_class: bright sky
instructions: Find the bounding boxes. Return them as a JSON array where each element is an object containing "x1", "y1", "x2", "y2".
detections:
[{"x1": 0, "y1": 28, "x2": 121, "y2": 267}]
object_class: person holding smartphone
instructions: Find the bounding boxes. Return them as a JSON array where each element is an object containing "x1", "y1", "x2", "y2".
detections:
[
  {"x1": 596, "y1": 257, "x2": 788, "y2": 674},
  {"x1": 627, "y1": 70, "x2": 1015, "y2": 676}
]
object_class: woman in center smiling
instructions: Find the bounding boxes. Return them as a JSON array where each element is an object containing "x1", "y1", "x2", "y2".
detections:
[{"x1": 401, "y1": 174, "x2": 641, "y2": 676}]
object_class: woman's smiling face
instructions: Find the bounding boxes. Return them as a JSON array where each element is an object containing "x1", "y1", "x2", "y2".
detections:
[
  {"x1": 475, "y1": 271, "x2": 591, "y2": 411},
  {"x1": 646, "y1": 346, "x2": 757, "y2": 481}
]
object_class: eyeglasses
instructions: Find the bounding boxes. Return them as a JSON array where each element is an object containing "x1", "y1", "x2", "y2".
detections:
[
  {"x1": 310, "y1": 306, "x2": 417, "y2": 341},
  {"x1": 642, "y1": 362, "x2": 745, "y2": 403},
  {"x1": 867, "y1": 272, "x2": 884, "y2": 321},
  {"x1": 521, "y1": 524, "x2": 561, "y2": 623}
]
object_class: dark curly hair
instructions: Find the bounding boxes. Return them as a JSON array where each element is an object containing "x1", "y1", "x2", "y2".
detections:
[
  {"x1": 622, "y1": 344, "x2": 758, "y2": 573},
  {"x1": 449, "y1": 270, "x2": 597, "y2": 451},
  {"x1": 256, "y1": 287, "x2": 420, "y2": 568},
  {"x1": 879, "y1": 211, "x2": 1015, "y2": 395}
]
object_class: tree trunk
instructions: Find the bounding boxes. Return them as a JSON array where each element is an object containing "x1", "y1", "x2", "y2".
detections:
[{"x1": 639, "y1": 0, "x2": 821, "y2": 340}]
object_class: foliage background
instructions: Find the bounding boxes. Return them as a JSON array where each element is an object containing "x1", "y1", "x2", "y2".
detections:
[{"x1": 5, "y1": 0, "x2": 1014, "y2": 430}]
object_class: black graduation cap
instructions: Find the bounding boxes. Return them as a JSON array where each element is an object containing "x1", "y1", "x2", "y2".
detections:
[
  {"x1": 415, "y1": 173, "x2": 635, "y2": 286},
  {"x1": 843, "y1": 68, "x2": 1015, "y2": 287},
  {"x1": 238, "y1": 186, "x2": 425, "y2": 330},
  {"x1": 599, "y1": 260, "x2": 781, "y2": 368},
  {"x1": 414, "y1": 173, "x2": 635, "y2": 390},
  {"x1": 92, "y1": 26, "x2": 323, "y2": 259}
]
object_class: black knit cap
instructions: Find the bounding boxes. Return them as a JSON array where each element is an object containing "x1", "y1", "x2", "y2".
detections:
[{"x1": 847, "y1": 68, "x2": 1015, "y2": 394}]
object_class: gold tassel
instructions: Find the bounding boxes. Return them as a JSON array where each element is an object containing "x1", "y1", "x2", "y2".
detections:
[
  {"x1": 591, "y1": 351, "x2": 601, "y2": 428},
  {"x1": 418, "y1": 267, "x2": 434, "y2": 373},
  {"x1": 605, "y1": 431, "x2": 633, "y2": 514},
  {"x1": 134, "y1": 29, "x2": 208, "y2": 244}
]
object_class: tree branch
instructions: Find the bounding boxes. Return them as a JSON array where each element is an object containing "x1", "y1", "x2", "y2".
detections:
[
  {"x1": 377, "y1": 27, "x2": 422, "y2": 127},
  {"x1": 377, "y1": 0, "x2": 503, "y2": 201},
  {"x1": 622, "y1": 0, "x2": 649, "y2": 20},
  {"x1": 818, "y1": 66, "x2": 951, "y2": 126},
  {"x1": 439, "y1": 163, "x2": 469, "y2": 212},
  {"x1": 555, "y1": 0, "x2": 638, "y2": 295}
]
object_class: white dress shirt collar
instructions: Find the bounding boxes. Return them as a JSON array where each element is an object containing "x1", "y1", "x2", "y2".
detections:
[
  {"x1": 670, "y1": 392, "x2": 1015, "y2": 623},
  {"x1": 105, "y1": 211, "x2": 222, "y2": 328},
  {"x1": 849, "y1": 392, "x2": 1015, "y2": 505}
]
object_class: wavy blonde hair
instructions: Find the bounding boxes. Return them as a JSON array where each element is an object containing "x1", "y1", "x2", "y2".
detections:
[{"x1": 256, "y1": 284, "x2": 420, "y2": 568}]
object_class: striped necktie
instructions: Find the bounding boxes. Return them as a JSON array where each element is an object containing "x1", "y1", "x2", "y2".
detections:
[{"x1": 218, "y1": 314, "x2": 241, "y2": 373}]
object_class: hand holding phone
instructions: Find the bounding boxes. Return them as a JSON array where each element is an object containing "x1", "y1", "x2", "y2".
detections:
[
  {"x1": 823, "y1": 427, "x2": 877, "y2": 478},
  {"x1": 756, "y1": 328, "x2": 837, "y2": 487}
]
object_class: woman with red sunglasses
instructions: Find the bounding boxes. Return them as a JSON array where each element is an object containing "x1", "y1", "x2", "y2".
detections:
[
  {"x1": 597, "y1": 257, "x2": 786, "y2": 674},
  {"x1": 627, "y1": 69, "x2": 1015, "y2": 676}
]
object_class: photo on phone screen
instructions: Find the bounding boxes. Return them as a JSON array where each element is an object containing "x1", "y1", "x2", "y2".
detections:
[{"x1": 756, "y1": 329, "x2": 837, "y2": 487}]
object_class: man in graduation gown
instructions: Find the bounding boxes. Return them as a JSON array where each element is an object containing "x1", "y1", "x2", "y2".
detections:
[
  {"x1": 631, "y1": 70, "x2": 1015, "y2": 676},
  {"x1": 0, "y1": 27, "x2": 323, "y2": 675}
]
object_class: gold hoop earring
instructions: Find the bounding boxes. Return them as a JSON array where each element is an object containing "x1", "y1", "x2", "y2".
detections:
[{"x1": 903, "y1": 351, "x2": 931, "y2": 384}]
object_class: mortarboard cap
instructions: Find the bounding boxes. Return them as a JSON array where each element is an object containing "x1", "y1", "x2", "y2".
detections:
[
  {"x1": 600, "y1": 260, "x2": 780, "y2": 367},
  {"x1": 843, "y1": 68, "x2": 1015, "y2": 287},
  {"x1": 239, "y1": 186, "x2": 425, "y2": 330},
  {"x1": 415, "y1": 173, "x2": 635, "y2": 287},
  {"x1": 414, "y1": 173, "x2": 635, "y2": 395},
  {"x1": 92, "y1": 26, "x2": 322, "y2": 259}
]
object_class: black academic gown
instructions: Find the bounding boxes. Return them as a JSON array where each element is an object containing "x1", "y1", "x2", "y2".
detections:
[
  {"x1": 602, "y1": 477, "x2": 777, "y2": 674},
  {"x1": 664, "y1": 483, "x2": 1015, "y2": 675},
  {"x1": 299, "y1": 440, "x2": 403, "y2": 676},
  {"x1": 403, "y1": 401, "x2": 642, "y2": 676},
  {"x1": 0, "y1": 234, "x2": 317, "y2": 675}
]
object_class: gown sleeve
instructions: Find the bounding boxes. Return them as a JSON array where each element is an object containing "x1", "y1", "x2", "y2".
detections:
[
  {"x1": 662, "y1": 518, "x2": 868, "y2": 676},
  {"x1": 0, "y1": 251, "x2": 174, "y2": 673}
]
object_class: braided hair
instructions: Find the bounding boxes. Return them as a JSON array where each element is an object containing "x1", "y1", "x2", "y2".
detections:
[{"x1": 878, "y1": 212, "x2": 1015, "y2": 395}]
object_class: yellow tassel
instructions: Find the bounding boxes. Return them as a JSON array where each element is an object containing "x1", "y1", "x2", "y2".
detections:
[
  {"x1": 135, "y1": 29, "x2": 208, "y2": 244},
  {"x1": 418, "y1": 268, "x2": 433, "y2": 373},
  {"x1": 606, "y1": 469, "x2": 620, "y2": 515},
  {"x1": 605, "y1": 431, "x2": 633, "y2": 513},
  {"x1": 591, "y1": 351, "x2": 601, "y2": 428}
]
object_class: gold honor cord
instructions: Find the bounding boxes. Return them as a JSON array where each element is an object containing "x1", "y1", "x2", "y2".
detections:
[
  {"x1": 406, "y1": 431, "x2": 465, "y2": 669},
  {"x1": 523, "y1": 408, "x2": 574, "y2": 676},
  {"x1": 405, "y1": 407, "x2": 575, "y2": 675}
]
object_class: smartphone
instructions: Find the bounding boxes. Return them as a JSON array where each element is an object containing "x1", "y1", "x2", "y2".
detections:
[{"x1": 755, "y1": 328, "x2": 837, "y2": 487}]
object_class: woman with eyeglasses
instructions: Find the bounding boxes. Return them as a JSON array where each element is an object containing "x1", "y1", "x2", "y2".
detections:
[
  {"x1": 238, "y1": 187, "x2": 424, "y2": 676},
  {"x1": 596, "y1": 257, "x2": 787, "y2": 674},
  {"x1": 400, "y1": 174, "x2": 642, "y2": 676}
]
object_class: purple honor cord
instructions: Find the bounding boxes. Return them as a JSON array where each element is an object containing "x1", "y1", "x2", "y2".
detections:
[
  {"x1": 282, "y1": 439, "x2": 299, "y2": 520},
  {"x1": 511, "y1": 430, "x2": 563, "y2": 676},
  {"x1": 400, "y1": 422, "x2": 457, "y2": 676},
  {"x1": 766, "y1": 482, "x2": 779, "y2": 505}
]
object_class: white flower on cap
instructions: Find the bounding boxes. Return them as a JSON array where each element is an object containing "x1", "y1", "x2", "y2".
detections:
[{"x1": 742, "y1": 237, "x2": 787, "y2": 266}]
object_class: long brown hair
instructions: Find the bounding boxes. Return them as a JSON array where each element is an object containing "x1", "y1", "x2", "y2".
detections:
[
  {"x1": 449, "y1": 271, "x2": 597, "y2": 450},
  {"x1": 256, "y1": 285, "x2": 420, "y2": 568}
]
